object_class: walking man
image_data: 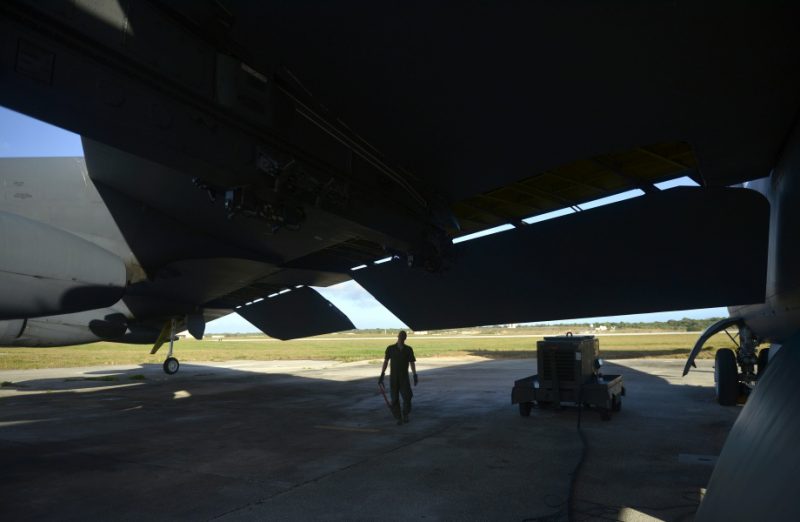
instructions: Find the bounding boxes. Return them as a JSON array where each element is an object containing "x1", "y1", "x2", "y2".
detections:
[{"x1": 379, "y1": 330, "x2": 418, "y2": 425}]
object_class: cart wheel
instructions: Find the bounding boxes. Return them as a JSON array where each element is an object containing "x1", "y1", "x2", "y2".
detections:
[
  {"x1": 612, "y1": 395, "x2": 622, "y2": 412},
  {"x1": 519, "y1": 402, "x2": 532, "y2": 417}
]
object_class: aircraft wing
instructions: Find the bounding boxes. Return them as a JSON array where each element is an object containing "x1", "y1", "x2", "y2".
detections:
[
  {"x1": 143, "y1": 284, "x2": 355, "y2": 343},
  {"x1": 121, "y1": 258, "x2": 356, "y2": 340},
  {"x1": 0, "y1": 1, "x2": 793, "y2": 337}
]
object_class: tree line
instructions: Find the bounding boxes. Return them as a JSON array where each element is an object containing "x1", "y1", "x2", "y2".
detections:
[{"x1": 527, "y1": 317, "x2": 725, "y2": 332}]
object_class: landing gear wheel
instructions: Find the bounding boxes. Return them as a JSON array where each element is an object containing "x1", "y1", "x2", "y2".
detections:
[
  {"x1": 757, "y1": 348, "x2": 770, "y2": 377},
  {"x1": 519, "y1": 402, "x2": 532, "y2": 417},
  {"x1": 715, "y1": 348, "x2": 738, "y2": 406},
  {"x1": 163, "y1": 357, "x2": 180, "y2": 375}
]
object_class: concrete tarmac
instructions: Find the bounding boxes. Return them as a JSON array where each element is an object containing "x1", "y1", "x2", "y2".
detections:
[{"x1": 0, "y1": 357, "x2": 738, "y2": 521}]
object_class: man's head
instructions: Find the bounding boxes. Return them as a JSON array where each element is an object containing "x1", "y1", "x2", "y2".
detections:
[{"x1": 397, "y1": 330, "x2": 407, "y2": 344}]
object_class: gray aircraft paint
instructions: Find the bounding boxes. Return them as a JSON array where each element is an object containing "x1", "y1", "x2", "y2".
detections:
[
  {"x1": 0, "y1": 210, "x2": 126, "y2": 318},
  {"x1": 728, "y1": 121, "x2": 800, "y2": 343}
]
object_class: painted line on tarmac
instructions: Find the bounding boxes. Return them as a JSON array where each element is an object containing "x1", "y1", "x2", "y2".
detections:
[{"x1": 314, "y1": 424, "x2": 380, "y2": 433}]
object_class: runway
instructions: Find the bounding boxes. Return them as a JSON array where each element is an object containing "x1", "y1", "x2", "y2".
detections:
[
  {"x1": 217, "y1": 331, "x2": 700, "y2": 342},
  {"x1": 0, "y1": 357, "x2": 737, "y2": 521}
]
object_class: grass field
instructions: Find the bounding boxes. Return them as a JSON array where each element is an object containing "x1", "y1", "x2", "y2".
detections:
[{"x1": 0, "y1": 332, "x2": 738, "y2": 370}]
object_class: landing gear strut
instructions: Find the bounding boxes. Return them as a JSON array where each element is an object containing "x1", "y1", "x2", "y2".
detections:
[
  {"x1": 684, "y1": 319, "x2": 770, "y2": 406},
  {"x1": 162, "y1": 318, "x2": 180, "y2": 375}
]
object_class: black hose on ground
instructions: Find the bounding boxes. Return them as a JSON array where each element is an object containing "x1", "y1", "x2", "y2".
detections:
[{"x1": 567, "y1": 386, "x2": 587, "y2": 522}]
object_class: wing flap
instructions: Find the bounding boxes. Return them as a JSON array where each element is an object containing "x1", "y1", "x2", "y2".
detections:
[
  {"x1": 236, "y1": 286, "x2": 354, "y2": 340},
  {"x1": 354, "y1": 187, "x2": 769, "y2": 330}
]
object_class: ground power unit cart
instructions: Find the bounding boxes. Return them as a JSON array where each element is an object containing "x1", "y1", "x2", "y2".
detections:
[{"x1": 512, "y1": 334, "x2": 625, "y2": 420}]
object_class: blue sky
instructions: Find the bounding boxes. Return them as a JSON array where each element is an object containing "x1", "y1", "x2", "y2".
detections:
[{"x1": 0, "y1": 106, "x2": 729, "y2": 332}]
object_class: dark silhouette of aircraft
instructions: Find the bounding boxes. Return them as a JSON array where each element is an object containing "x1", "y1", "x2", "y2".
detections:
[{"x1": 1, "y1": 3, "x2": 799, "y2": 518}]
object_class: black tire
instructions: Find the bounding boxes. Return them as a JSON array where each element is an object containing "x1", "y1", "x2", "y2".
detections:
[
  {"x1": 519, "y1": 402, "x2": 532, "y2": 417},
  {"x1": 612, "y1": 395, "x2": 622, "y2": 412},
  {"x1": 757, "y1": 348, "x2": 770, "y2": 377},
  {"x1": 163, "y1": 357, "x2": 180, "y2": 375},
  {"x1": 715, "y1": 349, "x2": 738, "y2": 406}
]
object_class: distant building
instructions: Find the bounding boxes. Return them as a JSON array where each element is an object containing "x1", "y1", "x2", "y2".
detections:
[{"x1": 176, "y1": 332, "x2": 225, "y2": 340}]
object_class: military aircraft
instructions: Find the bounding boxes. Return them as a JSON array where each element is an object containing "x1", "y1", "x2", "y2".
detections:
[{"x1": 0, "y1": 2, "x2": 799, "y2": 518}]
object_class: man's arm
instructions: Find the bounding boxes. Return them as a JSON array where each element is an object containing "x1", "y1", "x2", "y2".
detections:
[
  {"x1": 410, "y1": 361, "x2": 418, "y2": 385},
  {"x1": 379, "y1": 356, "x2": 389, "y2": 384}
]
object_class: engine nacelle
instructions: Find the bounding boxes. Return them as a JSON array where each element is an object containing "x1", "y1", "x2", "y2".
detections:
[
  {"x1": 0, "y1": 319, "x2": 25, "y2": 344},
  {"x1": 0, "y1": 211, "x2": 126, "y2": 319},
  {"x1": 0, "y1": 308, "x2": 159, "y2": 347}
]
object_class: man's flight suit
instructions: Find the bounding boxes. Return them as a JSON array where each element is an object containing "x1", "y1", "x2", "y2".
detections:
[{"x1": 384, "y1": 343, "x2": 416, "y2": 420}]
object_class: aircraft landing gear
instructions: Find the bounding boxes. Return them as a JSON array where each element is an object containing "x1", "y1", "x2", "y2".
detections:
[
  {"x1": 685, "y1": 319, "x2": 770, "y2": 406},
  {"x1": 163, "y1": 356, "x2": 180, "y2": 375},
  {"x1": 714, "y1": 325, "x2": 767, "y2": 405},
  {"x1": 162, "y1": 318, "x2": 179, "y2": 375},
  {"x1": 715, "y1": 348, "x2": 738, "y2": 406}
]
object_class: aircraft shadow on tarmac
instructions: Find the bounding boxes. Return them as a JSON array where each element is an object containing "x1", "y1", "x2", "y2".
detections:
[{"x1": 0, "y1": 358, "x2": 735, "y2": 521}]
